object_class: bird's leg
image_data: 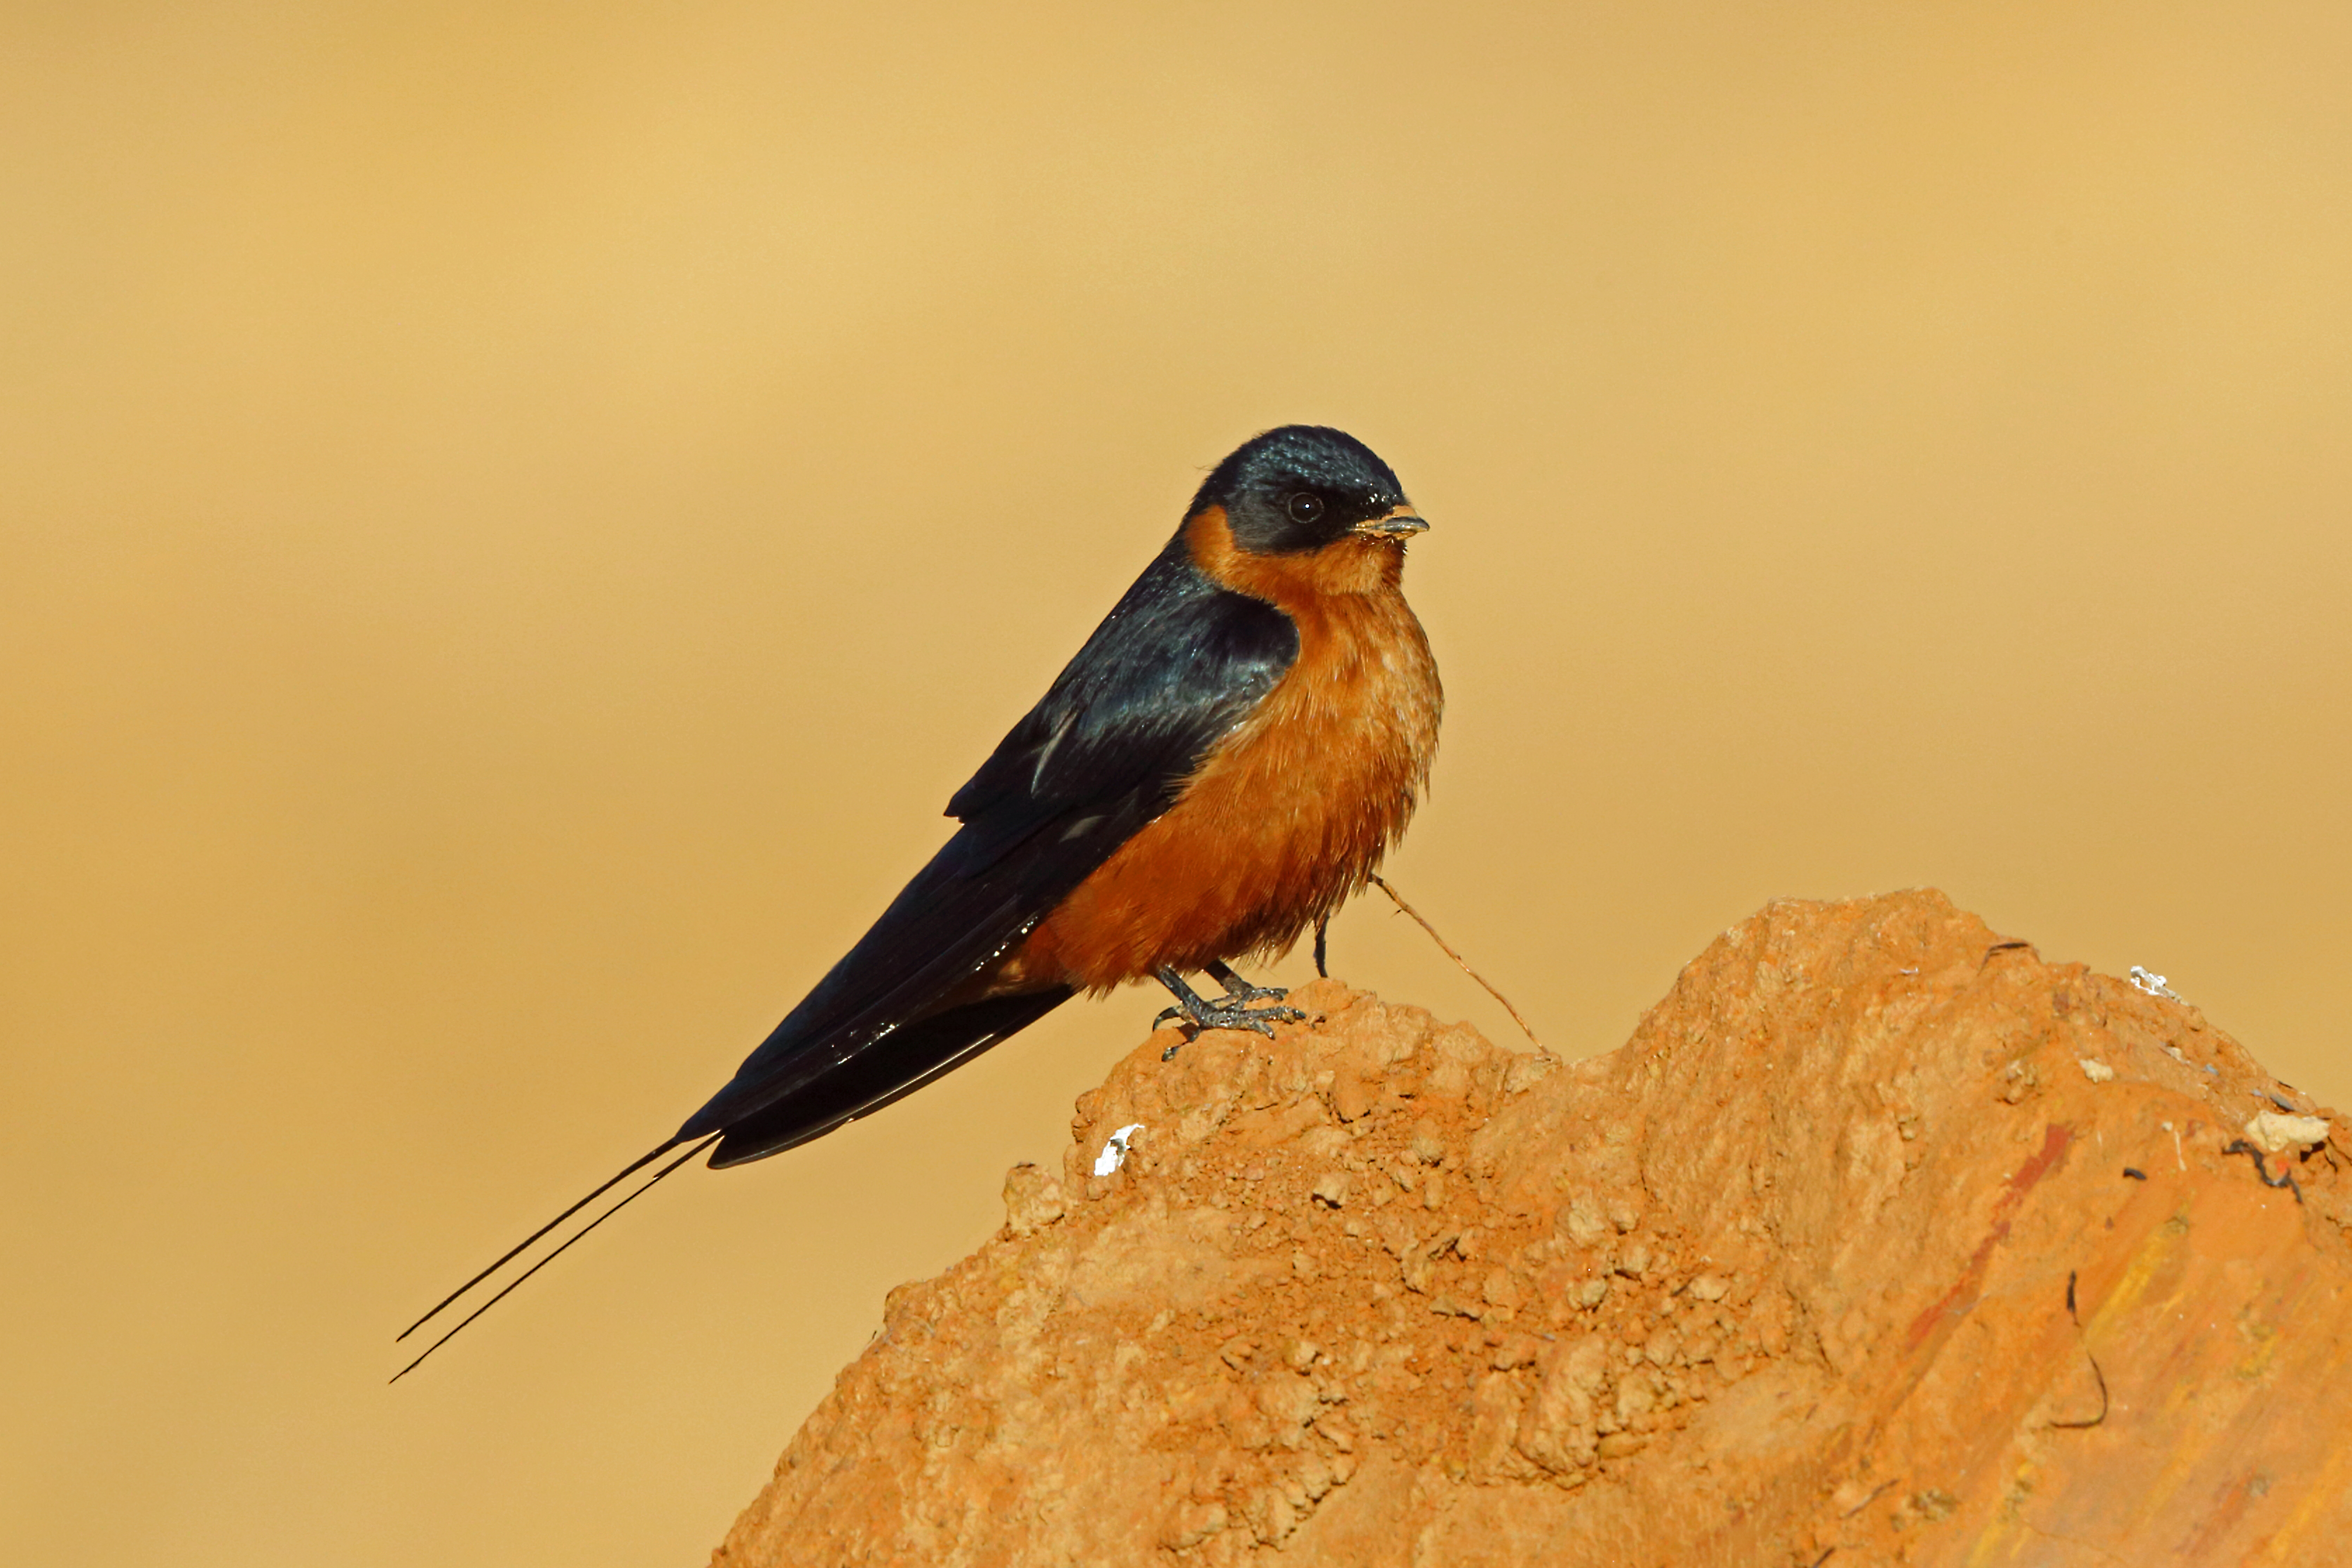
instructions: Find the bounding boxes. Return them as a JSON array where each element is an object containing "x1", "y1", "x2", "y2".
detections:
[
  {"x1": 1312, "y1": 919, "x2": 1330, "y2": 979},
  {"x1": 1152, "y1": 965, "x2": 1305, "y2": 1055}
]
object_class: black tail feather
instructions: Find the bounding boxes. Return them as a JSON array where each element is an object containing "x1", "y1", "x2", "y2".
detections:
[
  {"x1": 390, "y1": 1133, "x2": 719, "y2": 1383},
  {"x1": 393, "y1": 990, "x2": 1072, "y2": 1379},
  {"x1": 710, "y1": 989, "x2": 1072, "y2": 1168},
  {"x1": 397, "y1": 1137, "x2": 686, "y2": 1344}
]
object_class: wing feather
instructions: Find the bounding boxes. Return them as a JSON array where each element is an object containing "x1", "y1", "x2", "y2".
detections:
[{"x1": 675, "y1": 539, "x2": 1296, "y2": 1145}]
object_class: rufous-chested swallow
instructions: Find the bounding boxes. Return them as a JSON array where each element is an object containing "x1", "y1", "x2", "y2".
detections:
[{"x1": 397, "y1": 424, "x2": 1439, "y2": 1376}]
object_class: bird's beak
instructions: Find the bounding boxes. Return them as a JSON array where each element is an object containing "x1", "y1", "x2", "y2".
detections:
[{"x1": 1352, "y1": 506, "x2": 1430, "y2": 539}]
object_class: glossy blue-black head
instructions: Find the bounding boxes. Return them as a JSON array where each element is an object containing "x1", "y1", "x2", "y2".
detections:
[{"x1": 1190, "y1": 425, "x2": 1426, "y2": 556}]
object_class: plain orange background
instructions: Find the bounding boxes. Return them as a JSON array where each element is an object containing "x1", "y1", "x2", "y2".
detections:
[{"x1": 7, "y1": 3, "x2": 2350, "y2": 1563}]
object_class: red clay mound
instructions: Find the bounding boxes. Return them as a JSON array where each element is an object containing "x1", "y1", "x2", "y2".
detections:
[{"x1": 711, "y1": 891, "x2": 2352, "y2": 1566}]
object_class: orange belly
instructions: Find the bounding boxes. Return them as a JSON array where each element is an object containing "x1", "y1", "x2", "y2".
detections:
[{"x1": 1002, "y1": 525, "x2": 1440, "y2": 993}]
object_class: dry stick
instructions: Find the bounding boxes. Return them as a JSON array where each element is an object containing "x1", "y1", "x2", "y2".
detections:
[{"x1": 1365, "y1": 873, "x2": 1543, "y2": 1051}]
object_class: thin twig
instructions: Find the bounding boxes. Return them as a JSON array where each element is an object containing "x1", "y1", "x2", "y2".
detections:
[{"x1": 1366, "y1": 874, "x2": 1543, "y2": 1051}]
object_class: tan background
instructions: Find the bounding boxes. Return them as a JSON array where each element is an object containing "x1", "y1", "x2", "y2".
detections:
[{"x1": 5, "y1": 2, "x2": 2349, "y2": 1563}]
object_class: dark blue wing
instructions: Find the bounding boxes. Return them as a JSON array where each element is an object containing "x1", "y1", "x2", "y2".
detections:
[{"x1": 676, "y1": 537, "x2": 1297, "y2": 1160}]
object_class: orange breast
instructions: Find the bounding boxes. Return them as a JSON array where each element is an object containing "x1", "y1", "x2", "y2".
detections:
[{"x1": 1002, "y1": 507, "x2": 1441, "y2": 993}]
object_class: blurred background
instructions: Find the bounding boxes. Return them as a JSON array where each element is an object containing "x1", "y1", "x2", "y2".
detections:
[{"x1": 6, "y1": 1, "x2": 2349, "y2": 1562}]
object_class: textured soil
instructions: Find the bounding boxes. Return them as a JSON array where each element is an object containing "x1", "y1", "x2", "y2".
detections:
[{"x1": 710, "y1": 891, "x2": 2352, "y2": 1566}]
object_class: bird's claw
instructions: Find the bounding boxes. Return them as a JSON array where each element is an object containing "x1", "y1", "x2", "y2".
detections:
[
  {"x1": 1152, "y1": 963, "x2": 1304, "y2": 1059},
  {"x1": 1153, "y1": 991, "x2": 1297, "y2": 1030},
  {"x1": 1173, "y1": 998, "x2": 1305, "y2": 1038},
  {"x1": 1161, "y1": 1002, "x2": 1300, "y2": 1060}
]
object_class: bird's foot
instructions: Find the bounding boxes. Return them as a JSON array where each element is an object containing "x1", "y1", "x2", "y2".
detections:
[
  {"x1": 1152, "y1": 995, "x2": 1300, "y2": 1033},
  {"x1": 1153, "y1": 964, "x2": 1304, "y2": 1058},
  {"x1": 1203, "y1": 959, "x2": 1293, "y2": 1008}
]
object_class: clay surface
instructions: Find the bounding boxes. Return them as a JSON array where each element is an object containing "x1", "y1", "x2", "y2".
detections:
[{"x1": 711, "y1": 891, "x2": 2352, "y2": 1566}]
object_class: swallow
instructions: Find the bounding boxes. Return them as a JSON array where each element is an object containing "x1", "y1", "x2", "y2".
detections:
[{"x1": 396, "y1": 424, "x2": 1440, "y2": 1376}]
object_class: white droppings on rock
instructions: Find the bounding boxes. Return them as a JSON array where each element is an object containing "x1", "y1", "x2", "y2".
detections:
[
  {"x1": 2079, "y1": 1058, "x2": 2116, "y2": 1083},
  {"x1": 1094, "y1": 1123, "x2": 1145, "y2": 1176}
]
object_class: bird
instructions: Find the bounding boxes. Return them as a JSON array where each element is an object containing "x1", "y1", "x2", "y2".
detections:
[{"x1": 395, "y1": 424, "x2": 1441, "y2": 1376}]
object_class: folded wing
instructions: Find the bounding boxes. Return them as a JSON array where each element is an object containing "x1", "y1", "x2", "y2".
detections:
[{"x1": 677, "y1": 537, "x2": 1298, "y2": 1164}]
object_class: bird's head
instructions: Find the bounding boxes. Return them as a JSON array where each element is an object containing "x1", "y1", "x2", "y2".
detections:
[
  {"x1": 1190, "y1": 425, "x2": 1427, "y2": 557},
  {"x1": 1182, "y1": 427, "x2": 1427, "y2": 602}
]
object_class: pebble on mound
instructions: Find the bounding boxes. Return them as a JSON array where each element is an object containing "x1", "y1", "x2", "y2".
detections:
[{"x1": 711, "y1": 890, "x2": 2352, "y2": 1567}]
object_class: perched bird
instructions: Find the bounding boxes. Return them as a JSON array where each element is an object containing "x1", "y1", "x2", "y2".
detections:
[{"x1": 396, "y1": 424, "x2": 1440, "y2": 1375}]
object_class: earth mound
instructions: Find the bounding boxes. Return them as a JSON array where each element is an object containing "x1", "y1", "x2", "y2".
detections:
[{"x1": 711, "y1": 891, "x2": 2352, "y2": 1566}]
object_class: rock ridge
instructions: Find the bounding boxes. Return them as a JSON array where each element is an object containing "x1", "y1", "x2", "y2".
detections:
[{"x1": 712, "y1": 890, "x2": 2352, "y2": 1566}]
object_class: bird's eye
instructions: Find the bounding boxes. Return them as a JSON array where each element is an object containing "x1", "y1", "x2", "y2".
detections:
[{"x1": 1285, "y1": 492, "x2": 1325, "y2": 525}]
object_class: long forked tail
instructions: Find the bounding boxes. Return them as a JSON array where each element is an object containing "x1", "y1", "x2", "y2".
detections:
[{"x1": 390, "y1": 1132, "x2": 719, "y2": 1383}]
